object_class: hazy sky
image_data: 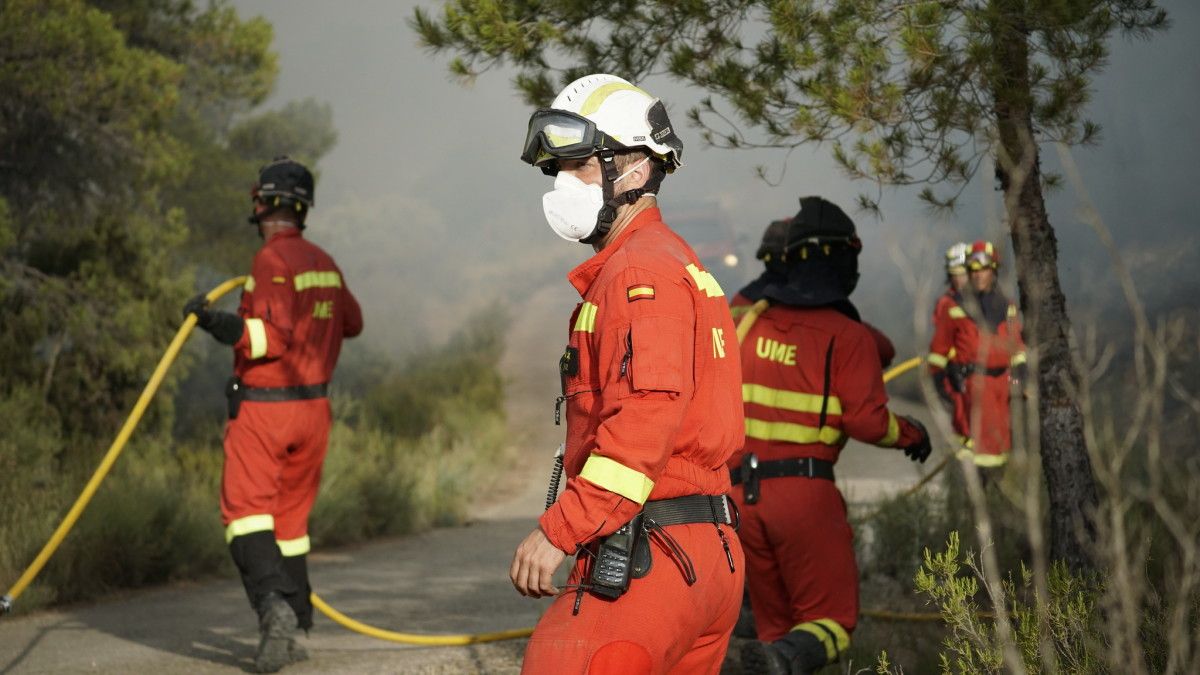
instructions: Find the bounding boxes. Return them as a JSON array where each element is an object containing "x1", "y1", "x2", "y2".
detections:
[{"x1": 233, "y1": 0, "x2": 1199, "y2": 359}]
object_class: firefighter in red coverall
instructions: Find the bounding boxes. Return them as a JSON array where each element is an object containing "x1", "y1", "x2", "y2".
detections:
[
  {"x1": 510, "y1": 74, "x2": 745, "y2": 675},
  {"x1": 928, "y1": 243, "x2": 971, "y2": 451},
  {"x1": 927, "y1": 240, "x2": 1026, "y2": 467},
  {"x1": 184, "y1": 157, "x2": 362, "y2": 673},
  {"x1": 731, "y1": 197, "x2": 932, "y2": 675}
]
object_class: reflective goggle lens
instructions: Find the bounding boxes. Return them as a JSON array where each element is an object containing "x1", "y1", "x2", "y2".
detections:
[{"x1": 967, "y1": 252, "x2": 994, "y2": 270}]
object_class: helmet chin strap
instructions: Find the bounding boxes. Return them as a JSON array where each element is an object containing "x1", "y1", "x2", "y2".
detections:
[{"x1": 580, "y1": 150, "x2": 650, "y2": 246}]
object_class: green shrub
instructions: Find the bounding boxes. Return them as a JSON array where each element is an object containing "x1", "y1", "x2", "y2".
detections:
[{"x1": 0, "y1": 314, "x2": 510, "y2": 613}]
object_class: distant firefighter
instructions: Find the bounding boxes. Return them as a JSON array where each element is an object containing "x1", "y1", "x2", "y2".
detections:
[
  {"x1": 928, "y1": 242, "x2": 971, "y2": 449},
  {"x1": 731, "y1": 196, "x2": 931, "y2": 675},
  {"x1": 184, "y1": 157, "x2": 363, "y2": 673},
  {"x1": 927, "y1": 240, "x2": 1026, "y2": 468}
]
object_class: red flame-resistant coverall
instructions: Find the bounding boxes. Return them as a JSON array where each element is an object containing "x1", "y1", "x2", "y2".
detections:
[
  {"x1": 927, "y1": 290, "x2": 969, "y2": 440},
  {"x1": 729, "y1": 304, "x2": 924, "y2": 661},
  {"x1": 731, "y1": 290, "x2": 896, "y2": 368},
  {"x1": 223, "y1": 228, "x2": 362, "y2": 558},
  {"x1": 927, "y1": 291, "x2": 1025, "y2": 464},
  {"x1": 524, "y1": 208, "x2": 746, "y2": 675}
]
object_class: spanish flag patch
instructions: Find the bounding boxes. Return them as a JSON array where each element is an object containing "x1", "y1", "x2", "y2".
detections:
[{"x1": 627, "y1": 285, "x2": 655, "y2": 302}]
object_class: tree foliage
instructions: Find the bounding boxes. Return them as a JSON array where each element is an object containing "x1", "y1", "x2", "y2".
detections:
[
  {"x1": 0, "y1": 0, "x2": 336, "y2": 439},
  {"x1": 412, "y1": 0, "x2": 1165, "y2": 206}
]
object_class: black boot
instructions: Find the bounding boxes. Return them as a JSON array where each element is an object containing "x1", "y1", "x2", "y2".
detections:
[
  {"x1": 229, "y1": 531, "x2": 298, "y2": 611},
  {"x1": 280, "y1": 554, "x2": 314, "y2": 631},
  {"x1": 743, "y1": 630, "x2": 832, "y2": 675},
  {"x1": 741, "y1": 640, "x2": 791, "y2": 675},
  {"x1": 254, "y1": 592, "x2": 298, "y2": 673}
]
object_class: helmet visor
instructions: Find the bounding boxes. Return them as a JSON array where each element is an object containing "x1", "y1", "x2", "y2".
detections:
[
  {"x1": 967, "y1": 251, "x2": 995, "y2": 270},
  {"x1": 520, "y1": 109, "x2": 624, "y2": 168}
]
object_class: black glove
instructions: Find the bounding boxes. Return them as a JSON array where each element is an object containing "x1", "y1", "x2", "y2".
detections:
[
  {"x1": 183, "y1": 293, "x2": 244, "y2": 346},
  {"x1": 932, "y1": 371, "x2": 954, "y2": 407},
  {"x1": 1011, "y1": 362, "x2": 1028, "y2": 386},
  {"x1": 899, "y1": 415, "x2": 932, "y2": 464}
]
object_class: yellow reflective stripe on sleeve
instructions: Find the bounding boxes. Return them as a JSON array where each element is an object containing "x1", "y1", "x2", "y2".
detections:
[
  {"x1": 277, "y1": 535, "x2": 311, "y2": 557},
  {"x1": 1010, "y1": 351, "x2": 1027, "y2": 366},
  {"x1": 685, "y1": 263, "x2": 726, "y2": 298},
  {"x1": 880, "y1": 412, "x2": 901, "y2": 447},
  {"x1": 729, "y1": 305, "x2": 750, "y2": 320},
  {"x1": 744, "y1": 418, "x2": 845, "y2": 446},
  {"x1": 245, "y1": 318, "x2": 268, "y2": 359},
  {"x1": 243, "y1": 276, "x2": 256, "y2": 292},
  {"x1": 573, "y1": 302, "x2": 598, "y2": 333},
  {"x1": 926, "y1": 352, "x2": 949, "y2": 368},
  {"x1": 792, "y1": 619, "x2": 851, "y2": 662},
  {"x1": 742, "y1": 383, "x2": 842, "y2": 416},
  {"x1": 974, "y1": 453, "x2": 1009, "y2": 467},
  {"x1": 1007, "y1": 304, "x2": 1018, "y2": 318},
  {"x1": 293, "y1": 270, "x2": 342, "y2": 291},
  {"x1": 225, "y1": 514, "x2": 275, "y2": 543},
  {"x1": 579, "y1": 454, "x2": 655, "y2": 505},
  {"x1": 948, "y1": 306, "x2": 967, "y2": 319}
]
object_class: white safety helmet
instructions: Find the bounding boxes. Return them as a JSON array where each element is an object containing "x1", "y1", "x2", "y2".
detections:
[
  {"x1": 945, "y1": 242, "x2": 969, "y2": 275},
  {"x1": 521, "y1": 74, "x2": 683, "y2": 175}
]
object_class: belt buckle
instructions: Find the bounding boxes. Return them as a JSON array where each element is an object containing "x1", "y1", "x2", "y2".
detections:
[{"x1": 804, "y1": 458, "x2": 814, "y2": 478}]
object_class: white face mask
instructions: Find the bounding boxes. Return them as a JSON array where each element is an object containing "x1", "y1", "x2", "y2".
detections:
[{"x1": 541, "y1": 157, "x2": 651, "y2": 242}]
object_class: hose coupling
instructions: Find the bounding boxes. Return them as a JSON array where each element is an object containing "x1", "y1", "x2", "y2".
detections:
[{"x1": 0, "y1": 594, "x2": 12, "y2": 615}]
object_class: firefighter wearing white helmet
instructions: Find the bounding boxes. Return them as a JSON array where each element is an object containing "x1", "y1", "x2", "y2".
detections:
[
  {"x1": 521, "y1": 73, "x2": 683, "y2": 244},
  {"x1": 513, "y1": 74, "x2": 746, "y2": 673},
  {"x1": 928, "y1": 242, "x2": 971, "y2": 427}
]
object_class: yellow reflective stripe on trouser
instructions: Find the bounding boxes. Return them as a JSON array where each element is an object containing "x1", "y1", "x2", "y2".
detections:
[
  {"x1": 742, "y1": 383, "x2": 843, "y2": 416},
  {"x1": 225, "y1": 514, "x2": 274, "y2": 543},
  {"x1": 974, "y1": 453, "x2": 1009, "y2": 467},
  {"x1": 245, "y1": 318, "x2": 268, "y2": 358},
  {"x1": 573, "y1": 302, "x2": 598, "y2": 333},
  {"x1": 1010, "y1": 351, "x2": 1027, "y2": 366},
  {"x1": 744, "y1": 418, "x2": 844, "y2": 446},
  {"x1": 879, "y1": 412, "x2": 901, "y2": 447},
  {"x1": 293, "y1": 270, "x2": 342, "y2": 291},
  {"x1": 927, "y1": 352, "x2": 949, "y2": 368},
  {"x1": 579, "y1": 454, "x2": 655, "y2": 505},
  {"x1": 277, "y1": 535, "x2": 311, "y2": 557},
  {"x1": 792, "y1": 618, "x2": 851, "y2": 662}
]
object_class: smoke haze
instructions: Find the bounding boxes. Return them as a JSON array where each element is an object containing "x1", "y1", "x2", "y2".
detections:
[{"x1": 233, "y1": 0, "x2": 1199, "y2": 364}]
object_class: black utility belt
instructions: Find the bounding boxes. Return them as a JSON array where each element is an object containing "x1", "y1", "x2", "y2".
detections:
[
  {"x1": 731, "y1": 455, "x2": 835, "y2": 505},
  {"x1": 583, "y1": 494, "x2": 736, "y2": 605},
  {"x1": 241, "y1": 382, "x2": 328, "y2": 401},
  {"x1": 643, "y1": 494, "x2": 733, "y2": 527},
  {"x1": 225, "y1": 377, "x2": 328, "y2": 419},
  {"x1": 953, "y1": 363, "x2": 1008, "y2": 377}
]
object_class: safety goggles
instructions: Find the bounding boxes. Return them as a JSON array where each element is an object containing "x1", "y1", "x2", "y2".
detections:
[
  {"x1": 520, "y1": 109, "x2": 626, "y2": 169},
  {"x1": 967, "y1": 251, "x2": 996, "y2": 270}
]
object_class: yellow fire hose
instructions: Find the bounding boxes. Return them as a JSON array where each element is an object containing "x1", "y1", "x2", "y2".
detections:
[{"x1": 0, "y1": 278, "x2": 952, "y2": 633}]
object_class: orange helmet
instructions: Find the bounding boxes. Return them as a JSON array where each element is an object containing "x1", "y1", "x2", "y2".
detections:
[{"x1": 967, "y1": 240, "x2": 999, "y2": 270}]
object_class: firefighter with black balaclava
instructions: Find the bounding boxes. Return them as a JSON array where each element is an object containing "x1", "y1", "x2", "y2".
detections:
[
  {"x1": 730, "y1": 197, "x2": 931, "y2": 675},
  {"x1": 732, "y1": 216, "x2": 896, "y2": 368},
  {"x1": 183, "y1": 156, "x2": 363, "y2": 673}
]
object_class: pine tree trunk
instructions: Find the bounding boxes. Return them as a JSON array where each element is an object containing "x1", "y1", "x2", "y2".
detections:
[{"x1": 992, "y1": 2, "x2": 1099, "y2": 573}]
